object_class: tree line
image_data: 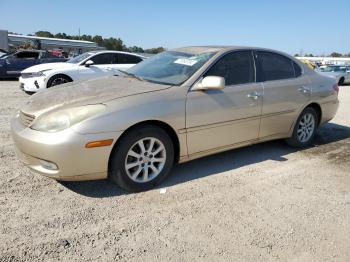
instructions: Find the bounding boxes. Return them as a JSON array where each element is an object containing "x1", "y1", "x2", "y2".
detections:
[
  {"x1": 34, "y1": 31, "x2": 165, "y2": 54},
  {"x1": 294, "y1": 52, "x2": 350, "y2": 57}
]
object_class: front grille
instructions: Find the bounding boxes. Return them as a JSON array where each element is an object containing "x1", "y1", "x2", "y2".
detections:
[{"x1": 19, "y1": 111, "x2": 36, "y2": 127}]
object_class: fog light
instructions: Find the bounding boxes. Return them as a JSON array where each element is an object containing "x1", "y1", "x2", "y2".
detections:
[
  {"x1": 40, "y1": 160, "x2": 58, "y2": 170},
  {"x1": 34, "y1": 81, "x2": 39, "y2": 89}
]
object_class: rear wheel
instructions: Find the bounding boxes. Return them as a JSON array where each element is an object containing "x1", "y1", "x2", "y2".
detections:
[
  {"x1": 109, "y1": 125, "x2": 174, "y2": 192},
  {"x1": 286, "y1": 107, "x2": 318, "y2": 147},
  {"x1": 47, "y1": 74, "x2": 72, "y2": 88}
]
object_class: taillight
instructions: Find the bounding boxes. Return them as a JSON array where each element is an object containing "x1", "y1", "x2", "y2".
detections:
[{"x1": 333, "y1": 83, "x2": 339, "y2": 94}]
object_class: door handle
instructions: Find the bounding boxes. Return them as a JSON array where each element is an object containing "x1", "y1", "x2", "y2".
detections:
[
  {"x1": 247, "y1": 91, "x2": 262, "y2": 100},
  {"x1": 298, "y1": 86, "x2": 311, "y2": 94}
]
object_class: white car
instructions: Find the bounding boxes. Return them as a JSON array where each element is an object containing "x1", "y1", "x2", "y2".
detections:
[
  {"x1": 315, "y1": 65, "x2": 350, "y2": 85},
  {"x1": 19, "y1": 50, "x2": 146, "y2": 93}
]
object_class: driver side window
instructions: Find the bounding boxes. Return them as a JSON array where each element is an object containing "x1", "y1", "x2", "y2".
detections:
[
  {"x1": 90, "y1": 53, "x2": 114, "y2": 65},
  {"x1": 15, "y1": 52, "x2": 39, "y2": 60},
  {"x1": 205, "y1": 51, "x2": 255, "y2": 86}
]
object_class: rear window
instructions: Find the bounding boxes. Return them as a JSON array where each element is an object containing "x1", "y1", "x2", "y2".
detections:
[{"x1": 257, "y1": 51, "x2": 295, "y2": 81}]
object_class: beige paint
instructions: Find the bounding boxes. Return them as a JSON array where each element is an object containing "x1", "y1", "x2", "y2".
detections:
[{"x1": 11, "y1": 46, "x2": 339, "y2": 181}]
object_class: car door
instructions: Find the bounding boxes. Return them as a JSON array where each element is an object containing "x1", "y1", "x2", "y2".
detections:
[
  {"x1": 186, "y1": 50, "x2": 263, "y2": 155},
  {"x1": 255, "y1": 51, "x2": 311, "y2": 138},
  {"x1": 77, "y1": 53, "x2": 115, "y2": 80},
  {"x1": 5, "y1": 51, "x2": 39, "y2": 76}
]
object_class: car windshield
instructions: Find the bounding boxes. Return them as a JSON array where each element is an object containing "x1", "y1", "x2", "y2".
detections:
[
  {"x1": 127, "y1": 51, "x2": 216, "y2": 85},
  {"x1": 67, "y1": 52, "x2": 93, "y2": 64}
]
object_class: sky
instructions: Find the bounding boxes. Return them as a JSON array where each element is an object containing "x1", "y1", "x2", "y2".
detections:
[{"x1": 1, "y1": 0, "x2": 349, "y2": 55}]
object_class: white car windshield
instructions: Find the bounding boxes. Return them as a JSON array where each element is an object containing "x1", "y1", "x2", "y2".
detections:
[
  {"x1": 127, "y1": 51, "x2": 216, "y2": 85},
  {"x1": 67, "y1": 52, "x2": 94, "y2": 64}
]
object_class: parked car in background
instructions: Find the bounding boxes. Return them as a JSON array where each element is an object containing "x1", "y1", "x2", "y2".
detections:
[
  {"x1": 316, "y1": 65, "x2": 350, "y2": 85},
  {"x1": 19, "y1": 50, "x2": 146, "y2": 93},
  {"x1": 0, "y1": 49, "x2": 8, "y2": 58},
  {"x1": 11, "y1": 46, "x2": 339, "y2": 192},
  {"x1": 0, "y1": 50, "x2": 67, "y2": 78}
]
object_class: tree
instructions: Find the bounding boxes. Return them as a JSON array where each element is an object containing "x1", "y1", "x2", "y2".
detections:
[
  {"x1": 128, "y1": 46, "x2": 144, "y2": 53},
  {"x1": 294, "y1": 53, "x2": 299, "y2": 57},
  {"x1": 35, "y1": 31, "x2": 54, "y2": 38},
  {"x1": 92, "y1": 35, "x2": 104, "y2": 46},
  {"x1": 145, "y1": 47, "x2": 166, "y2": 54},
  {"x1": 330, "y1": 52, "x2": 342, "y2": 57}
]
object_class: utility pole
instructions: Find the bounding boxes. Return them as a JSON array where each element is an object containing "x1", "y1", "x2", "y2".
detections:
[{"x1": 78, "y1": 28, "x2": 80, "y2": 39}]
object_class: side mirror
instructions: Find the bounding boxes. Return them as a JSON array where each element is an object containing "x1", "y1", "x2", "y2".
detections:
[
  {"x1": 85, "y1": 60, "x2": 94, "y2": 67},
  {"x1": 192, "y1": 76, "x2": 225, "y2": 91}
]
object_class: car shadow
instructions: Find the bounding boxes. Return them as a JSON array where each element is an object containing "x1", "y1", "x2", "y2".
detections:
[
  {"x1": 0, "y1": 78, "x2": 18, "y2": 81},
  {"x1": 61, "y1": 122, "x2": 350, "y2": 198}
]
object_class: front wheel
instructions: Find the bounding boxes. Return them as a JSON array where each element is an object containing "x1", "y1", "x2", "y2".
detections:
[
  {"x1": 286, "y1": 107, "x2": 318, "y2": 147},
  {"x1": 338, "y1": 77, "x2": 345, "y2": 86},
  {"x1": 109, "y1": 125, "x2": 174, "y2": 192},
  {"x1": 47, "y1": 74, "x2": 72, "y2": 88}
]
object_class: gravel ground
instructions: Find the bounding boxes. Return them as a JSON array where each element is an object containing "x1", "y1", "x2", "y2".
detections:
[{"x1": 0, "y1": 80, "x2": 349, "y2": 262}]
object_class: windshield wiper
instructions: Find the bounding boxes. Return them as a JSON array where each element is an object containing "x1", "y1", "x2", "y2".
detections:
[{"x1": 117, "y1": 70, "x2": 144, "y2": 81}]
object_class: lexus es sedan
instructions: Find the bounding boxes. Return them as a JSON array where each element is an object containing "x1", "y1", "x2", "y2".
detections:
[
  {"x1": 19, "y1": 50, "x2": 146, "y2": 93},
  {"x1": 11, "y1": 46, "x2": 339, "y2": 192}
]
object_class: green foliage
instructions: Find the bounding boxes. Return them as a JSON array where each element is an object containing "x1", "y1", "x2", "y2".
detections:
[
  {"x1": 34, "y1": 31, "x2": 165, "y2": 53},
  {"x1": 330, "y1": 52, "x2": 342, "y2": 57},
  {"x1": 35, "y1": 31, "x2": 54, "y2": 38},
  {"x1": 144, "y1": 47, "x2": 166, "y2": 54}
]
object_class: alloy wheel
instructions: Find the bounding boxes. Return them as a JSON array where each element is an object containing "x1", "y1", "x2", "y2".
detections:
[
  {"x1": 124, "y1": 137, "x2": 166, "y2": 183},
  {"x1": 51, "y1": 77, "x2": 68, "y2": 86},
  {"x1": 297, "y1": 113, "x2": 315, "y2": 143}
]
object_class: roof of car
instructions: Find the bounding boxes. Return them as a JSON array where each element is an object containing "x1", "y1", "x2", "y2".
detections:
[{"x1": 171, "y1": 45, "x2": 287, "y2": 55}]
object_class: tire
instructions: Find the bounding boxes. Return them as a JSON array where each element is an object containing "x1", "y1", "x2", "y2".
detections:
[
  {"x1": 286, "y1": 107, "x2": 318, "y2": 147},
  {"x1": 47, "y1": 74, "x2": 72, "y2": 88},
  {"x1": 109, "y1": 125, "x2": 174, "y2": 192},
  {"x1": 338, "y1": 77, "x2": 345, "y2": 86}
]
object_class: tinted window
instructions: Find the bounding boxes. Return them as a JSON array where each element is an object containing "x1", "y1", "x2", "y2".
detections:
[
  {"x1": 90, "y1": 53, "x2": 114, "y2": 65},
  {"x1": 204, "y1": 51, "x2": 255, "y2": 86},
  {"x1": 293, "y1": 62, "x2": 302, "y2": 77},
  {"x1": 118, "y1": 54, "x2": 142, "y2": 64},
  {"x1": 15, "y1": 52, "x2": 39, "y2": 59},
  {"x1": 257, "y1": 51, "x2": 295, "y2": 81}
]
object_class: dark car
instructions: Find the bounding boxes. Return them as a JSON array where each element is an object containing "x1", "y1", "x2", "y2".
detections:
[{"x1": 0, "y1": 50, "x2": 67, "y2": 78}]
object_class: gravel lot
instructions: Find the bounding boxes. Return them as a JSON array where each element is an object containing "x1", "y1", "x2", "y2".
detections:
[{"x1": 0, "y1": 80, "x2": 349, "y2": 262}]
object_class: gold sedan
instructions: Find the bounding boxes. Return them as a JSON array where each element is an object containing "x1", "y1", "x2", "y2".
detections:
[{"x1": 11, "y1": 46, "x2": 339, "y2": 191}]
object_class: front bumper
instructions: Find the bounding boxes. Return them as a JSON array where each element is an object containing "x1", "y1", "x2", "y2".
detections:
[
  {"x1": 11, "y1": 115, "x2": 123, "y2": 181},
  {"x1": 19, "y1": 76, "x2": 47, "y2": 92}
]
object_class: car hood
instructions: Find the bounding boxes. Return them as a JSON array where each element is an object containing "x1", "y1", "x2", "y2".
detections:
[
  {"x1": 21, "y1": 62, "x2": 76, "y2": 73},
  {"x1": 21, "y1": 76, "x2": 172, "y2": 116}
]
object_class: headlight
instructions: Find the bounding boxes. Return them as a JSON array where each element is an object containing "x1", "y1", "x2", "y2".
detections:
[
  {"x1": 31, "y1": 104, "x2": 106, "y2": 133},
  {"x1": 22, "y1": 69, "x2": 51, "y2": 78}
]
